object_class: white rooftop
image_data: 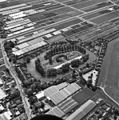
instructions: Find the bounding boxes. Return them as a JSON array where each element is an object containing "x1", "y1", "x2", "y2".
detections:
[
  {"x1": 0, "y1": 88, "x2": 7, "y2": 100},
  {"x1": 83, "y1": 70, "x2": 98, "y2": 86},
  {"x1": 36, "y1": 91, "x2": 45, "y2": 99},
  {"x1": 54, "y1": 56, "x2": 82, "y2": 69}
]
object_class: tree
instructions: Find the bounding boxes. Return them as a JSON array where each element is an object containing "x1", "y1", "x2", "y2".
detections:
[
  {"x1": 61, "y1": 76, "x2": 68, "y2": 82},
  {"x1": 9, "y1": 54, "x2": 17, "y2": 64},
  {"x1": 34, "y1": 81, "x2": 42, "y2": 91},
  {"x1": 71, "y1": 59, "x2": 80, "y2": 68},
  {"x1": 4, "y1": 68, "x2": 10, "y2": 75},
  {"x1": 47, "y1": 69, "x2": 57, "y2": 78},
  {"x1": 23, "y1": 80, "x2": 32, "y2": 88},
  {"x1": 40, "y1": 101, "x2": 45, "y2": 110},
  {"x1": 29, "y1": 96, "x2": 38, "y2": 104},
  {"x1": 92, "y1": 85, "x2": 97, "y2": 91},
  {"x1": 35, "y1": 59, "x2": 46, "y2": 77},
  {"x1": 80, "y1": 77, "x2": 87, "y2": 86},
  {"x1": 31, "y1": 83, "x2": 37, "y2": 93},
  {"x1": 78, "y1": 47, "x2": 86, "y2": 54},
  {"x1": 26, "y1": 88, "x2": 33, "y2": 97},
  {"x1": 61, "y1": 63, "x2": 70, "y2": 74},
  {"x1": 67, "y1": 78, "x2": 76, "y2": 83},
  {"x1": 9, "y1": 88, "x2": 20, "y2": 100},
  {"x1": 55, "y1": 78, "x2": 61, "y2": 84},
  {"x1": 113, "y1": 108, "x2": 119, "y2": 116},
  {"x1": 26, "y1": 56, "x2": 31, "y2": 64},
  {"x1": 72, "y1": 70, "x2": 78, "y2": 79},
  {"x1": 40, "y1": 82, "x2": 48, "y2": 90},
  {"x1": 34, "y1": 101, "x2": 44, "y2": 110},
  {"x1": 4, "y1": 41, "x2": 15, "y2": 51},
  {"x1": 83, "y1": 54, "x2": 89, "y2": 62},
  {"x1": 49, "y1": 57, "x2": 53, "y2": 65},
  {"x1": 87, "y1": 78, "x2": 92, "y2": 88}
]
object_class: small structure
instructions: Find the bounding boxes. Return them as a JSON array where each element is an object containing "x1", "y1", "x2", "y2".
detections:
[
  {"x1": 0, "y1": 88, "x2": 7, "y2": 100},
  {"x1": 0, "y1": 110, "x2": 12, "y2": 120},
  {"x1": 82, "y1": 70, "x2": 98, "y2": 86}
]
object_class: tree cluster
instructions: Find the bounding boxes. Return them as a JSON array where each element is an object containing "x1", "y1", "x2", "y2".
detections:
[
  {"x1": 35, "y1": 58, "x2": 46, "y2": 77},
  {"x1": 44, "y1": 44, "x2": 86, "y2": 61}
]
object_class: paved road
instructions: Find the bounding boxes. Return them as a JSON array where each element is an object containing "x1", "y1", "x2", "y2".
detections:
[
  {"x1": 99, "y1": 86, "x2": 119, "y2": 106},
  {"x1": 1, "y1": 42, "x2": 32, "y2": 120}
]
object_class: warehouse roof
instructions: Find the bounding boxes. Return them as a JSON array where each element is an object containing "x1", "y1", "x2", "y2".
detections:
[
  {"x1": 46, "y1": 106, "x2": 65, "y2": 118},
  {"x1": 56, "y1": 82, "x2": 68, "y2": 90},
  {"x1": 13, "y1": 41, "x2": 47, "y2": 56},
  {"x1": 66, "y1": 100, "x2": 96, "y2": 120}
]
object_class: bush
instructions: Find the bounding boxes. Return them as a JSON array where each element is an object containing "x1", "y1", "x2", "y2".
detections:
[
  {"x1": 47, "y1": 69, "x2": 57, "y2": 78},
  {"x1": 71, "y1": 59, "x2": 80, "y2": 68},
  {"x1": 61, "y1": 63, "x2": 70, "y2": 74}
]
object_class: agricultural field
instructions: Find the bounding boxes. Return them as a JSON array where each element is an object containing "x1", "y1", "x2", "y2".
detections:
[{"x1": 1, "y1": 0, "x2": 119, "y2": 120}]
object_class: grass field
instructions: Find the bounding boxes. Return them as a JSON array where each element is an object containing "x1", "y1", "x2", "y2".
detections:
[
  {"x1": 90, "y1": 9, "x2": 119, "y2": 24},
  {"x1": 98, "y1": 38, "x2": 119, "y2": 103}
]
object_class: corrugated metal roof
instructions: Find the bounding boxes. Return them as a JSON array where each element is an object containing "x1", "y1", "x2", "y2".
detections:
[
  {"x1": 17, "y1": 42, "x2": 29, "y2": 49},
  {"x1": 63, "y1": 100, "x2": 78, "y2": 114},
  {"x1": 13, "y1": 50, "x2": 24, "y2": 56},
  {"x1": 13, "y1": 40, "x2": 47, "y2": 56},
  {"x1": 57, "y1": 82, "x2": 68, "y2": 90},
  {"x1": 22, "y1": 47, "x2": 29, "y2": 53},
  {"x1": 52, "y1": 107, "x2": 65, "y2": 118},
  {"x1": 46, "y1": 106, "x2": 65, "y2": 118},
  {"x1": 58, "y1": 97, "x2": 78, "y2": 114},
  {"x1": 70, "y1": 83, "x2": 81, "y2": 91},
  {"x1": 17, "y1": 28, "x2": 55, "y2": 44},
  {"x1": 64, "y1": 85, "x2": 76, "y2": 95},
  {"x1": 49, "y1": 91, "x2": 66, "y2": 105},
  {"x1": 66, "y1": 100, "x2": 96, "y2": 120},
  {"x1": 45, "y1": 34, "x2": 52, "y2": 38},
  {"x1": 63, "y1": 87, "x2": 71, "y2": 96},
  {"x1": 59, "y1": 90, "x2": 69, "y2": 98},
  {"x1": 46, "y1": 110, "x2": 54, "y2": 115},
  {"x1": 6, "y1": 18, "x2": 24, "y2": 25},
  {"x1": 17, "y1": 36, "x2": 25, "y2": 40},
  {"x1": 53, "y1": 30, "x2": 61, "y2": 35},
  {"x1": 44, "y1": 86, "x2": 59, "y2": 97}
]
